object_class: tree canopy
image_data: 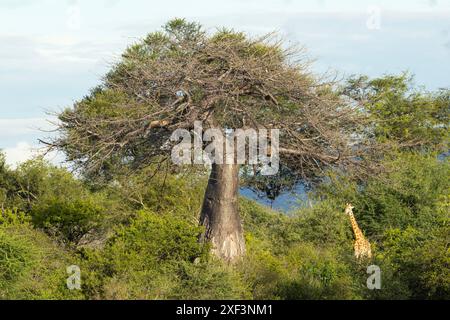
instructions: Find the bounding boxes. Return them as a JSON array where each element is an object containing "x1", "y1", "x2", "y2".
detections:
[
  {"x1": 342, "y1": 73, "x2": 449, "y2": 151},
  {"x1": 48, "y1": 19, "x2": 379, "y2": 182}
]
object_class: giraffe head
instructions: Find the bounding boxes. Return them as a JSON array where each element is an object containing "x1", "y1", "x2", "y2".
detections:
[{"x1": 344, "y1": 203, "x2": 354, "y2": 216}]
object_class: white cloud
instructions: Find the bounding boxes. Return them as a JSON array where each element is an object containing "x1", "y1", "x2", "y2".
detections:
[
  {"x1": 0, "y1": 117, "x2": 61, "y2": 168},
  {"x1": 0, "y1": 34, "x2": 119, "y2": 74},
  {"x1": 3, "y1": 141, "x2": 64, "y2": 168},
  {"x1": 0, "y1": 118, "x2": 54, "y2": 138},
  {"x1": 3, "y1": 142, "x2": 36, "y2": 167}
]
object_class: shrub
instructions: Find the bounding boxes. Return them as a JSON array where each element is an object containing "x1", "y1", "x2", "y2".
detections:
[
  {"x1": 275, "y1": 244, "x2": 361, "y2": 300},
  {"x1": 0, "y1": 224, "x2": 83, "y2": 300},
  {"x1": 317, "y1": 153, "x2": 449, "y2": 236},
  {"x1": 31, "y1": 196, "x2": 104, "y2": 244},
  {"x1": 0, "y1": 208, "x2": 29, "y2": 226},
  {"x1": 292, "y1": 201, "x2": 353, "y2": 249},
  {"x1": 239, "y1": 202, "x2": 361, "y2": 300},
  {"x1": 370, "y1": 225, "x2": 450, "y2": 300},
  {"x1": 81, "y1": 210, "x2": 249, "y2": 299}
]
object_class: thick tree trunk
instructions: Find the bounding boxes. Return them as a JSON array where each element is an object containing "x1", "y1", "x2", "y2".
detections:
[{"x1": 199, "y1": 163, "x2": 245, "y2": 262}]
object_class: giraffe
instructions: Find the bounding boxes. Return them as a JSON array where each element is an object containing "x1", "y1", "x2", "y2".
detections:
[{"x1": 345, "y1": 203, "x2": 372, "y2": 260}]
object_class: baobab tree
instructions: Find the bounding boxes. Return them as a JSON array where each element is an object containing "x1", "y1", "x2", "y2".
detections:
[{"x1": 46, "y1": 19, "x2": 379, "y2": 262}]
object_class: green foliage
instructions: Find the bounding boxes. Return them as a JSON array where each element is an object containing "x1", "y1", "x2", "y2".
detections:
[
  {"x1": 0, "y1": 152, "x2": 448, "y2": 299},
  {"x1": 109, "y1": 166, "x2": 207, "y2": 219},
  {"x1": 81, "y1": 210, "x2": 249, "y2": 299},
  {"x1": 9, "y1": 157, "x2": 92, "y2": 212},
  {"x1": 31, "y1": 196, "x2": 104, "y2": 244},
  {"x1": 73, "y1": 89, "x2": 132, "y2": 118},
  {"x1": 168, "y1": 260, "x2": 250, "y2": 300},
  {"x1": 0, "y1": 226, "x2": 35, "y2": 284},
  {"x1": 241, "y1": 198, "x2": 353, "y2": 252},
  {"x1": 275, "y1": 244, "x2": 360, "y2": 300},
  {"x1": 239, "y1": 234, "x2": 287, "y2": 299},
  {"x1": 343, "y1": 73, "x2": 449, "y2": 151},
  {"x1": 0, "y1": 224, "x2": 83, "y2": 300},
  {"x1": 0, "y1": 156, "x2": 23, "y2": 210},
  {"x1": 0, "y1": 208, "x2": 29, "y2": 226},
  {"x1": 317, "y1": 152, "x2": 449, "y2": 299},
  {"x1": 0, "y1": 157, "x2": 129, "y2": 244},
  {"x1": 317, "y1": 153, "x2": 449, "y2": 236},
  {"x1": 292, "y1": 201, "x2": 353, "y2": 249},
  {"x1": 113, "y1": 210, "x2": 205, "y2": 262},
  {"x1": 240, "y1": 200, "x2": 360, "y2": 300},
  {"x1": 210, "y1": 28, "x2": 246, "y2": 43},
  {"x1": 240, "y1": 199, "x2": 296, "y2": 250},
  {"x1": 368, "y1": 225, "x2": 450, "y2": 300},
  {"x1": 163, "y1": 18, "x2": 203, "y2": 42},
  {"x1": 1, "y1": 104, "x2": 449, "y2": 301}
]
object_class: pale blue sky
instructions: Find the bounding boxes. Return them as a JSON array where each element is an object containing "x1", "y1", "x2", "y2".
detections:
[{"x1": 1, "y1": 0, "x2": 449, "y2": 165}]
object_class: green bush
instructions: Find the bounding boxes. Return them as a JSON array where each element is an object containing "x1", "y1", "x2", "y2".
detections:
[
  {"x1": 0, "y1": 223, "x2": 83, "y2": 300},
  {"x1": 31, "y1": 196, "x2": 104, "y2": 244},
  {"x1": 316, "y1": 152, "x2": 450, "y2": 299},
  {"x1": 292, "y1": 201, "x2": 353, "y2": 249},
  {"x1": 343, "y1": 74, "x2": 449, "y2": 151},
  {"x1": 81, "y1": 210, "x2": 249, "y2": 299},
  {"x1": 239, "y1": 201, "x2": 361, "y2": 300},
  {"x1": 239, "y1": 233, "x2": 287, "y2": 299},
  {"x1": 317, "y1": 153, "x2": 449, "y2": 236},
  {"x1": 239, "y1": 234, "x2": 361, "y2": 300},
  {"x1": 369, "y1": 225, "x2": 450, "y2": 300},
  {"x1": 169, "y1": 260, "x2": 250, "y2": 300},
  {"x1": 0, "y1": 208, "x2": 29, "y2": 226},
  {"x1": 0, "y1": 157, "x2": 128, "y2": 245},
  {"x1": 240, "y1": 199, "x2": 298, "y2": 252},
  {"x1": 109, "y1": 167, "x2": 207, "y2": 219},
  {"x1": 275, "y1": 244, "x2": 361, "y2": 300},
  {"x1": 1, "y1": 150, "x2": 448, "y2": 300}
]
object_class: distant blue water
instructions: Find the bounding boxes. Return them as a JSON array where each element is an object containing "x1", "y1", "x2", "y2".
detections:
[
  {"x1": 240, "y1": 184, "x2": 308, "y2": 213},
  {"x1": 241, "y1": 152, "x2": 449, "y2": 212},
  {"x1": 438, "y1": 151, "x2": 449, "y2": 161}
]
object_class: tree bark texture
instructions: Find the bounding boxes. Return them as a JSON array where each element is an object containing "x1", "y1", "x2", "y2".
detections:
[{"x1": 199, "y1": 163, "x2": 245, "y2": 262}]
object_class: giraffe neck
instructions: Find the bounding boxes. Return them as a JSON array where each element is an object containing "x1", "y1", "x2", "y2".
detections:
[{"x1": 349, "y1": 213, "x2": 364, "y2": 240}]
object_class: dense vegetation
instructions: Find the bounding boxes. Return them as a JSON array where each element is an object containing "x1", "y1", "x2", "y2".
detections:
[
  {"x1": 0, "y1": 21, "x2": 448, "y2": 300},
  {"x1": 0, "y1": 144, "x2": 448, "y2": 299}
]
